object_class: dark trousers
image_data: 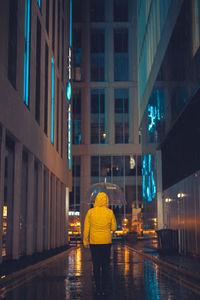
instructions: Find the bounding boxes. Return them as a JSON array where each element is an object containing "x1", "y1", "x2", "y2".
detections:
[{"x1": 90, "y1": 244, "x2": 111, "y2": 291}]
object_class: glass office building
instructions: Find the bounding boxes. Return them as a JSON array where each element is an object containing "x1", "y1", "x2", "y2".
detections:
[{"x1": 71, "y1": 0, "x2": 142, "y2": 232}]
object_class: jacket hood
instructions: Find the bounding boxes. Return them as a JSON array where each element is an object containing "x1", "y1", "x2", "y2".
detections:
[{"x1": 94, "y1": 192, "x2": 109, "y2": 208}]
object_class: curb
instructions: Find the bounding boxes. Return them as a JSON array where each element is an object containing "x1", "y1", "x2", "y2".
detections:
[
  {"x1": 0, "y1": 247, "x2": 72, "y2": 292},
  {"x1": 126, "y1": 245, "x2": 200, "y2": 282}
]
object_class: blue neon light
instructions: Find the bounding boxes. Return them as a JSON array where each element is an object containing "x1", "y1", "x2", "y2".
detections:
[
  {"x1": 148, "y1": 89, "x2": 164, "y2": 133},
  {"x1": 70, "y1": 0, "x2": 72, "y2": 47},
  {"x1": 142, "y1": 154, "x2": 156, "y2": 202},
  {"x1": 51, "y1": 58, "x2": 55, "y2": 144},
  {"x1": 23, "y1": 0, "x2": 31, "y2": 106},
  {"x1": 68, "y1": 106, "x2": 71, "y2": 170},
  {"x1": 67, "y1": 81, "x2": 71, "y2": 100},
  {"x1": 36, "y1": 0, "x2": 41, "y2": 7}
]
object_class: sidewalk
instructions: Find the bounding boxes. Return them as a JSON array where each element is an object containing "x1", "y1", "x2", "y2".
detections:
[{"x1": 126, "y1": 238, "x2": 200, "y2": 282}]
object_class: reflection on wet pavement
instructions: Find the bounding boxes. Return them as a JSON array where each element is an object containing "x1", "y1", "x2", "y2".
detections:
[{"x1": 1, "y1": 243, "x2": 200, "y2": 300}]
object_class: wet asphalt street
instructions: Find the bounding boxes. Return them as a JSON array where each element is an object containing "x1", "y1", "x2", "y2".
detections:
[{"x1": 1, "y1": 242, "x2": 200, "y2": 300}]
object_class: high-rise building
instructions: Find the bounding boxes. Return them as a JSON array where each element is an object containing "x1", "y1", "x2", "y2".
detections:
[
  {"x1": 71, "y1": 0, "x2": 142, "y2": 232},
  {"x1": 138, "y1": 0, "x2": 200, "y2": 255},
  {"x1": 0, "y1": 0, "x2": 72, "y2": 263}
]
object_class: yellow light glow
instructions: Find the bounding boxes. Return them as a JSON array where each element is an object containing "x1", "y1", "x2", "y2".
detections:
[
  {"x1": 3, "y1": 206, "x2": 7, "y2": 218},
  {"x1": 165, "y1": 198, "x2": 172, "y2": 203},
  {"x1": 177, "y1": 193, "x2": 186, "y2": 198}
]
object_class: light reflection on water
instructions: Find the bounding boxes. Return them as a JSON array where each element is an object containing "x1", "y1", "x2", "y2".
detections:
[
  {"x1": 1, "y1": 244, "x2": 200, "y2": 300},
  {"x1": 144, "y1": 260, "x2": 160, "y2": 300}
]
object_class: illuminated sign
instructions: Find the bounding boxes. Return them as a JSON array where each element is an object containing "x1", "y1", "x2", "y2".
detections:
[
  {"x1": 68, "y1": 104, "x2": 71, "y2": 170},
  {"x1": 69, "y1": 211, "x2": 80, "y2": 216},
  {"x1": 148, "y1": 88, "x2": 164, "y2": 133},
  {"x1": 67, "y1": 81, "x2": 71, "y2": 100},
  {"x1": 23, "y1": 0, "x2": 31, "y2": 106},
  {"x1": 142, "y1": 154, "x2": 156, "y2": 202}
]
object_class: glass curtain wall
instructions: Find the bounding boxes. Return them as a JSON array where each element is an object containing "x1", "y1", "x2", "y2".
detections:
[
  {"x1": 90, "y1": 29, "x2": 105, "y2": 81},
  {"x1": 114, "y1": 0, "x2": 128, "y2": 22},
  {"x1": 114, "y1": 29, "x2": 129, "y2": 81},
  {"x1": 115, "y1": 89, "x2": 129, "y2": 143},
  {"x1": 70, "y1": 156, "x2": 81, "y2": 212},
  {"x1": 90, "y1": 89, "x2": 106, "y2": 144},
  {"x1": 90, "y1": 0, "x2": 105, "y2": 22},
  {"x1": 73, "y1": 29, "x2": 82, "y2": 81},
  {"x1": 91, "y1": 155, "x2": 142, "y2": 227}
]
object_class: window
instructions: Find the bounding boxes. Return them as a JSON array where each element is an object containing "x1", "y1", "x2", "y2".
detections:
[
  {"x1": 73, "y1": 0, "x2": 82, "y2": 22},
  {"x1": 114, "y1": 0, "x2": 128, "y2": 22},
  {"x1": 100, "y1": 156, "x2": 111, "y2": 177},
  {"x1": 91, "y1": 156, "x2": 99, "y2": 177},
  {"x1": 52, "y1": 0, "x2": 56, "y2": 53},
  {"x1": 113, "y1": 156, "x2": 124, "y2": 176},
  {"x1": 114, "y1": 29, "x2": 129, "y2": 81},
  {"x1": 137, "y1": 155, "x2": 142, "y2": 176},
  {"x1": 44, "y1": 43, "x2": 49, "y2": 135},
  {"x1": 72, "y1": 89, "x2": 82, "y2": 144},
  {"x1": 46, "y1": 0, "x2": 49, "y2": 34},
  {"x1": 35, "y1": 18, "x2": 41, "y2": 124},
  {"x1": 56, "y1": 79, "x2": 60, "y2": 152},
  {"x1": 73, "y1": 29, "x2": 82, "y2": 81},
  {"x1": 20, "y1": 151, "x2": 28, "y2": 256},
  {"x1": 193, "y1": 0, "x2": 200, "y2": 54},
  {"x1": 8, "y1": 0, "x2": 18, "y2": 88},
  {"x1": 51, "y1": 58, "x2": 55, "y2": 144},
  {"x1": 125, "y1": 156, "x2": 136, "y2": 176},
  {"x1": 61, "y1": 91, "x2": 64, "y2": 158},
  {"x1": 90, "y1": 0, "x2": 105, "y2": 22},
  {"x1": 23, "y1": 0, "x2": 31, "y2": 106},
  {"x1": 33, "y1": 162, "x2": 39, "y2": 251},
  {"x1": 72, "y1": 156, "x2": 81, "y2": 177},
  {"x1": 89, "y1": 155, "x2": 143, "y2": 214},
  {"x1": 57, "y1": 0, "x2": 61, "y2": 69},
  {"x1": 2, "y1": 137, "x2": 15, "y2": 259},
  {"x1": 69, "y1": 186, "x2": 80, "y2": 211},
  {"x1": 90, "y1": 29, "x2": 105, "y2": 81},
  {"x1": 90, "y1": 89, "x2": 106, "y2": 144},
  {"x1": 70, "y1": 156, "x2": 81, "y2": 211},
  {"x1": 115, "y1": 89, "x2": 129, "y2": 143},
  {"x1": 43, "y1": 168, "x2": 48, "y2": 249},
  {"x1": 62, "y1": 19, "x2": 64, "y2": 81}
]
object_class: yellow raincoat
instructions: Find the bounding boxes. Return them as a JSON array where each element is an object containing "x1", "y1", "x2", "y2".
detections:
[{"x1": 83, "y1": 192, "x2": 117, "y2": 246}]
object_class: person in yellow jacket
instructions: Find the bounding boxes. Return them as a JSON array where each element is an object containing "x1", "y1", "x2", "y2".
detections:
[{"x1": 83, "y1": 192, "x2": 117, "y2": 296}]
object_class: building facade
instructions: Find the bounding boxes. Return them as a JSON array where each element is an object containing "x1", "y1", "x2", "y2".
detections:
[
  {"x1": 71, "y1": 0, "x2": 142, "y2": 232},
  {"x1": 0, "y1": 0, "x2": 72, "y2": 263},
  {"x1": 138, "y1": 0, "x2": 200, "y2": 255}
]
